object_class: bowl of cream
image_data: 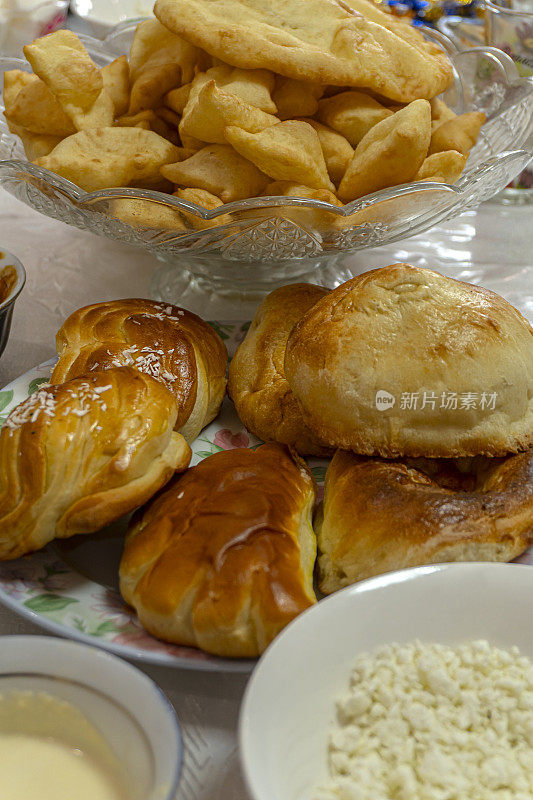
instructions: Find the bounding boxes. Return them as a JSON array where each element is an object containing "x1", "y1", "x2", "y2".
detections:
[
  {"x1": 0, "y1": 635, "x2": 182, "y2": 800},
  {"x1": 0, "y1": 249, "x2": 25, "y2": 360}
]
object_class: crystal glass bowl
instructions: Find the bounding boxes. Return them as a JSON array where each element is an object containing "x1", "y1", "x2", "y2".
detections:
[{"x1": 0, "y1": 24, "x2": 532, "y2": 293}]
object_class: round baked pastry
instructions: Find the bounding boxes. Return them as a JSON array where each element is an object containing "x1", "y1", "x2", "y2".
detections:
[
  {"x1": 228, "y1": 283, "x2": 332, "y2": 456},
  {"x1": 120, "y1": 443, "x2": 317, "y2": 658},
  {"x1": 285, "y1": 264, "x2": 533, "y2": 457},
  {"x1": 316, "y1": 448, "x2": 533, "y2": 594},
  {"x1": 52, "y1": 298, "x2": 228, "y2": 443}
]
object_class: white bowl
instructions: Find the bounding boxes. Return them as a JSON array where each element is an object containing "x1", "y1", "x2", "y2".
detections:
[
  {"x1": 70, "y1": 0, "x2": 151, "y2": 38},
  {"x1": 0, "y1": 635, "x2": 183, "y2": 800},
  {"x1": 240, "y1": 562, "x2": 533, "y2": 800},
  {"x1": 0, "y1": 1, "x2": 69, "y2": 57}
]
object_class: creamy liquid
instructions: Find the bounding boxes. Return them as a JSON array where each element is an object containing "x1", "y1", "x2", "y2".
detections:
[
  {"x1": 0, "y1": 734, "x2": 124, "y2": 800},
  {"x1": 0, "y1": 691, "x2": 131, "y2": 800}
]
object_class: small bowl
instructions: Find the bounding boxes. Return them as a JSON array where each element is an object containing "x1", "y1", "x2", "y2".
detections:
[
  {"x1": 240, "y1": 562, "x2": 533, "y2": 800},
  {"x1": 0, "y1": 0, "x2": 69, "y2": 57},
  {"x1": 0, "y1": 249, "x2": 25, "y2": 359},
  {"x1": 70, "y1": 0, "x2": 151, "y2": 38},
  {"x1": 0, "y1": 635, "x2": 183, "y2": 800}
]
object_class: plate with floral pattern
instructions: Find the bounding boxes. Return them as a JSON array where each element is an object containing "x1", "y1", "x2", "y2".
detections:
[
  {"x1": 0, "y1": 322, "x2": 330, "y2": 672},
  {"x1": 0, "y1": 322, "x2": 531, "y2": 671}
]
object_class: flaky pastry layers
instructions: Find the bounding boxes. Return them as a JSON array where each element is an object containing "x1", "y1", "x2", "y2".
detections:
[
  {"x1": 317, "y1": 449, "x2": 533, "y2": 594},
  {"x1": 52, "y1": 298, "x2": 228, "y2": 443},
  {"x1": 285, "y1": 264, "x2": 533, "y2": 458},
  {"x1": 120, "y1": 443, "x2": 317, "y2": 657},
  {"x1": 0, "y1": 368, "x2": 191, "y2": 561},
  {"x1": 154, "y1": 0, "x2": 453, "y2": 103},
  {"x1": 228, "y1": 283, "x2": 332, "y2": 456}
]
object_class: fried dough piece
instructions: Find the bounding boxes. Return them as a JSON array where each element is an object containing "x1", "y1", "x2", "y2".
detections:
[
  {"x1": 36, "y1": 128, "x2": 180, "y2": 192},
  {"x1": 5, "y1": 117, "x2": 62, "y2": 160},
  {"x1": 262, "y1": 181, "x2": 342, "y2": 228},
  {"x1": 272, "y1": 78, "x2": 323, "y2": 120},
  {"x1": 162, "y1": 144, "x2": 268, "y2": 202},
  {"x1": 179, "y1": 80, "x2": 278, "y2": 144},
  {"x1": 24, "y1": 30, "x2": 114, "y2": 130},
  {"x1": 128, "y1": 19, "x2": 204, "y2": 114},
  {"x1": 153, "y1": 0, "x2": 453, "y2": 102},
  {"x1": 416, "y1": 150, "x2": 467, "y2": 184},
  {"x1": 4, "y1": 74, "x2": 75, "y2": 137},
  {"x1": 225, "y1": 121, "x2": 335, "y2": 192},
  {"x1": 156, "y1": 106, "x2": 181, "y2": 129},
  {"x1": 115, "y1": 110, "x2": 180, "y2": 143},
  {"x1": 300, "y1": 118, "x2": 354, "y2": 185},
  {"x1": 317, "y1": 90, "x2": 392, "y2": 147},
  {"x1": 110, "y1": 198, "x2": 186, "y2": 231},
  {"x1": 429, "y1": 111, "x2": 486, "y2": 156},
  {"x1": 174, "y1": 187, "x2": 232, "y2": 229},
  {"x1": 430, "y1": 96, "x2": 457, "y2": 131},
  {"x1": 101, "y1": 55, "x2": 130, "y2": 118},
  {"x1": 3, "y1": 70, "x2": 34, "y2": 108},
  {"x1": 164, "y1": 82, "x2": 192, "y2": 114},
  {"x1": 202, "y1": 64, "x2": 276, "y2": 112},
  {"x1": 337, "y1": 99, "x2": 431, "y2": 202}
]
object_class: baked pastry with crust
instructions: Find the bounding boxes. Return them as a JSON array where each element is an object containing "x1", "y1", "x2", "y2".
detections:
[
  {"x1": 316, "y1": 449, "x2": 533, "y2": 593},
  {"x1": 52, "y1": 298, "x2": 228, "y2": 442},
  {"x1": 119, "y1": 443, "x2": 316, "y2": 657},
  {"x1": 285, "y1": 264, "x2": 533, "y2": 458},
  {"x1": 0, "y1": 368, "x2": 191, "y2": 561},
  {"x1": 228, "y1": 283, "x2": 332, "y2": 456}
]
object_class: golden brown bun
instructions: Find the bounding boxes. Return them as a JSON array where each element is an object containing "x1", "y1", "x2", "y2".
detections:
[
  {"x1": 285, "y1": 264, "x2": 533, "y2": 458},
  {"x1": 119, "y1": 443, "x2": 317, "y2": 657},
  {"x1": 52, "y1": 298, "x2": 228, "y2": 443},
  {"x1": 0, "y1": 368, "x2": 191, "y2": 561},
  {"x1": 317, "y1": 449, "x2": 533, "y2": 593},
  {"x1": 228, "y1": 283, "x2": 332, "y2": 456}
]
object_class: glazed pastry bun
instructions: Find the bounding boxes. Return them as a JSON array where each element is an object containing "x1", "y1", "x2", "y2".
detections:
[
  {"x1": 316, "y1": 449, "x2": 533, "y2": 593},
  {"x1": 119, "y1": 443, "x2": 317, "y2": 657},
  {"x1": 228, "y1": 283, "x2": 332, "y2": 456},
  {"x1": 285, "y1": 264, "x2": 533, "y2": 457},
  {"x1": 52, "y1": 298, "x2": 228, "y2": 443},
  {"x1": 0, "y1": 368, "x2": 191, "y2": 561}
]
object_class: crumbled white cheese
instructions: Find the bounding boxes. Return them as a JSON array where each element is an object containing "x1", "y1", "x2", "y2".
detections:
[{"x1": 315, "y1": 640, "x2": 533, "y2": 800}]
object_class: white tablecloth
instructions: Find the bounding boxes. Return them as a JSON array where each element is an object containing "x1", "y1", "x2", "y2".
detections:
[{"x1": 0, "y1": 188, "x2": 532, "y2": 799}]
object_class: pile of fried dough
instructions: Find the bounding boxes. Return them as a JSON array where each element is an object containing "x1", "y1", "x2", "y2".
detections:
[{"x1": 3, "y1": 0, "x2": 486, "y2": 230}]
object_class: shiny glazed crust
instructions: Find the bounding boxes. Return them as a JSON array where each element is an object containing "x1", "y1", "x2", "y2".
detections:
[
  {"x1": 119, "y1": 443, "x2": 317, "y2": 657},
  {"x1": 317, "y1": 449, "x2": 533, "y2": 594},
  {"x1": 0, "y1": 368, "x2": 191, "y2": 561},
  {"x1": 285, "y1": 264, "x2": 533, "y2": 458},
  {"x1": 228, "y1": 283, "x2": 332, "y2": 457},
  {"x1": 52, "y1": 298, "x2": 228, "y2": 443}
]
